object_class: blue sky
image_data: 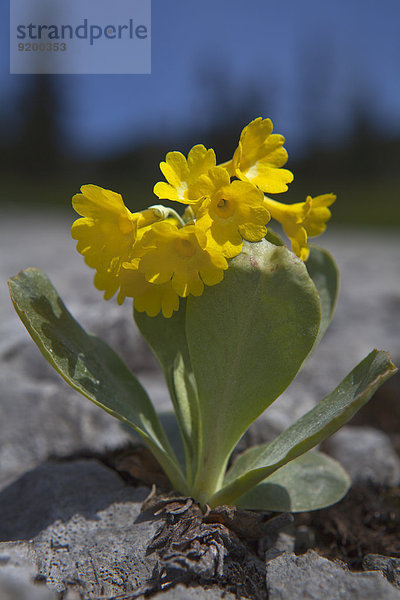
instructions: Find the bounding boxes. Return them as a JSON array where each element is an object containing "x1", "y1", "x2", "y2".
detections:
[{"x1": 1, "y1": 0, "x2": 400, "y2": 158}]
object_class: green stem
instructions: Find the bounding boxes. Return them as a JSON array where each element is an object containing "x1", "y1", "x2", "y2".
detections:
[
  {"x1": 191, "y1": 447, "x2": 230, "y2": 506},
  {"x1": 207, "y1": 472, "x2": 260, "y2": 508}
]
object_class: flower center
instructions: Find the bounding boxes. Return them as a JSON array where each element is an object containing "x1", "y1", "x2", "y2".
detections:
[
  {"x1": 215, "y1": 197, "x2": 234, "y2": 218},
  {"x1": 175, "y1": 237, "x2": 196, "y2": 257}
]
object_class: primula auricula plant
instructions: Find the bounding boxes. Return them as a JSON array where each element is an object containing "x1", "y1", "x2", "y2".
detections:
[{"x1": 9, "y1": 118, "x2": 397, "y2": 511}]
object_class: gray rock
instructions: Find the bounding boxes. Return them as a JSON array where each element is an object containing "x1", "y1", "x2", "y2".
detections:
[
  {"x1": 325, "y1": 426, "x2": 400, "y2": 486},
  {"x1": 0, "y1": 542, "x2": 56, "y2": 600},
  {"x1": 266, "y1": 550, "x2": 400, "y2": 600},
  {"x1": 0, "y1": 362, "x2": 170, "y2": 491},
  {"x1": 0, "y1": 570, "x2": 56, "y2": 600},
  {"x1": 363, "y1": 554, "x2": 400, "y2": 590},
  {"x1": 0, "y1": 375, "x2": 133, "y2": 491},
  {"x1": 264, "y1": 531, "x2": 296, "y2": 563},
  {"x1": 0, "y1": 459, "x2": 159, "y2": 598},
  {"x1": 137, "y1": 584, "x2": 239, "y2": 599},
  {"x1": 0, "y1": 358, "x2": 170, "y2": 491}
]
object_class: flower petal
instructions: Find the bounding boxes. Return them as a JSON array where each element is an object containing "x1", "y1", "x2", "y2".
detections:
[
  {"x1": 160, "y1": 152, "x2": 190, "y2": 187},
  {"x1": 155, "y1": 146, "x2": 217, "y2": 205},
  {"x1": 230, "y1": 117, "x2": 294, "y2": 194}
]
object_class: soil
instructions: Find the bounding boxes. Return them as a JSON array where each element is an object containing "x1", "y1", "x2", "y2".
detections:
[{"x1": 295, "y1": 484, "x2": 400, "y2": 569}]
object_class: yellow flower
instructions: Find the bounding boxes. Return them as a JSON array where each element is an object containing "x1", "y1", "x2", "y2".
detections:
[
  {"x1": 154, "y1": 144, "x2": 216, "y2": 204},
  {"x1": 224, "y1": 117, "x2": 294, "y2": 194},
  {"x1": 71, "y1": 184, "x2": 163, "y2": 300},
  {"x1": 134, "y1": 221, "x2": 228, "y2": 298},
  {"x1": 263, "y1": 193, "x2": 336, "y2": 260},
  {"x1": 194, "y1": 167, "x2": 270, "y2": 258},
  {"x1": 117, "y1": 260, "x2": 180, "y2": 318},
  {"x1": 301, "y1": 194, "x2": 336, "y2": 237}
]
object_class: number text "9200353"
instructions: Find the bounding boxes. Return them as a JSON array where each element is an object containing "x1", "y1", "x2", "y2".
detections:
[{"x1": 18, "y1": 42, "x2": 67, "y2": 51}]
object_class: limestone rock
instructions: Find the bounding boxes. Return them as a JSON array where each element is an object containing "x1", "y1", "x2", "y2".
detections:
[
  {"x1": 0, "y1": 459, "x2": 159, "y2": 598},
  {"x1": 0, "y1": 375, "x2": 132, "y2": 491},
  {"x1": 325, "y1": 426, "x2": 400, "y2": 486},
  {"x1": 0, "y1": 541, "x2": 56, "y2": 600},
  {"x1": 363, "y1": 554, "x2": 400, "y2": 590},
  {"x1": 137, "y1": 584, "x2": 239, "y2": 599},
  {"x1": 266, "y1": 550, "x2": 400, "y2": 600}
]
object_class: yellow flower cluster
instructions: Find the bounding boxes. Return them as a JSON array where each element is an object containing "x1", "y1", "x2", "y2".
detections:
[{"x1": 72, "y1": 117, "x2": 335, "y2": 317}]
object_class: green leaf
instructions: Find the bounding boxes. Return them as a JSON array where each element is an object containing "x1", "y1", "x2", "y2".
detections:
[
  {"x1": 306, "y1": 245, "x2": 339, "y2": 351},
  {"x1": 236, "y1": 451, "x2": 350, "y2": 512},
  {"x1": 134, "y1": 306, "x2": 200, "y2": 484},
  {"x1": 186, "y1": 239, "x2": 321, "y2": 502},
  {"x1": 210, "y1": 349, "x2": 397, "y2": 507},
  {"x1": 8, "y1": 268, "x2": 189, "y2": 495},
  {"x1": 265, "y1": 228, "x2": 285, "y2": 246}
]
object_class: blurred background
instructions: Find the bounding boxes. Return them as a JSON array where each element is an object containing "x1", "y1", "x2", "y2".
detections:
[{"x1": 1, "y1": 0, "x2": 400, "y2": 226}]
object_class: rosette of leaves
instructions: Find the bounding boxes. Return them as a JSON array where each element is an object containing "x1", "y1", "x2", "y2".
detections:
[{"x1": 9, "y1": 235, "x2": 397, "y2": 511}]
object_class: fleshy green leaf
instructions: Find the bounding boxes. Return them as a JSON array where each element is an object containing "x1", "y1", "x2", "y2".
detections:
[
  {"x1": 210, "y1": 349, "x2": 397, "y2": 507},
  {"x1": 265, "y1": 228, "x2": 285, "y2": 247},
  {"x1": 9, "y1": 268, "x2": 189, "y2": 494},
  {"x1": 134, "y1": 306, "x2": 200, "y2": 484},
  {"x1": 186, "y1": 239, "x2": 321, "y2": 502},
  {"x1": 236, "y1": 451, "x2": 350, "y2": 512},
  {"x1": 306, "y1": 245, "x2": 339, "y2": 351}
]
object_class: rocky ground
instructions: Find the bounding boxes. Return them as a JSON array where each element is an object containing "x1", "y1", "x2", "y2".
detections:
[{"x1": 1, "y1": 211, "x2": 400, "y2": 599}]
